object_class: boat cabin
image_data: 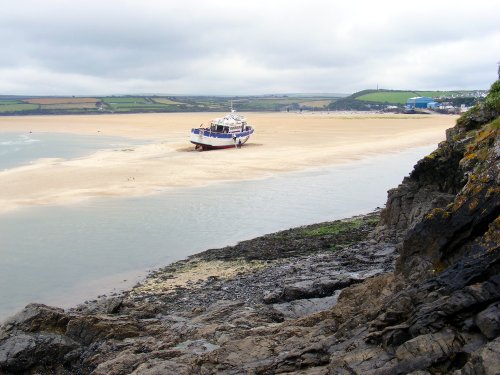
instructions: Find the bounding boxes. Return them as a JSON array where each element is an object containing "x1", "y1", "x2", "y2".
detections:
[{"x1": 209, "y1": 117, "x2": 248, "y2": 133}]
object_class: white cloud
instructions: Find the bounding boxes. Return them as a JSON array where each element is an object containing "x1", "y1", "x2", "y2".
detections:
[{"x1": 0, "y1": 0, "x2": 499, "y2": 95}]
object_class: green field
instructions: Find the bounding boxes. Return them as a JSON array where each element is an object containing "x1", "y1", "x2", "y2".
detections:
[
  {"x1": 152, "y1": 98, "x2": 185, "y2": 105},
  {"x1": 0, "y1": 103, "x2": 39, "y2": 113},
  {"x1": 0, "y1": 100, "x2": 24, "y2": 105},
  {"x1": 355, "y1": 91, "x2": 461, "y2": 104},
  {"x1": 102, "y1": 97, "x2": 150, "y2": 103},
  {"x1": 356, "y1": 92, "x2": 419, "y2": 104},
  {"x1": 232, "y1": 98, "x2": 297, "y2": 111},
  {"x1": 39, "y1": 103, "x2": 97, "y2": 110},
  {"x1": 112, "y1": 105, "x2": 174, "y2": 112},
  {"x1": 299, "y1": 100, "x2": 332, "y2": 108},
  {"x1": 0, "y1": 94, "x2": 347, "y2": 114},
  {"x1": 108, "y1": 102, "x2": 164, "y2": 108},
  {"x1": 6, "y1": 90, "x2": 462, "y2": 115},
  {"x1": 415, "y1": 91, "x2": 459, "y2": 98}
]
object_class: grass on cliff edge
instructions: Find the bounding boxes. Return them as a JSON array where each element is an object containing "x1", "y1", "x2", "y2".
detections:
[
  {"x1": 300, "y1": 215, "x2": 379, "y2": 237},
  {"x1": 179, "y1": 212, "x2": 381, "y2": 262}
]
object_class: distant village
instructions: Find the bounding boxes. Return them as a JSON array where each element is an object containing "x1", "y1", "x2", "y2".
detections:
[{"x1": 402, "y1": 90, "x2": 488, "y2": 114}]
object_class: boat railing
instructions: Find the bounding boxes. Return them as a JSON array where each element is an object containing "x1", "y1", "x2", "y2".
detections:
[{"x1": 192, "y1": 127, "x2": 253, "y2": 138}]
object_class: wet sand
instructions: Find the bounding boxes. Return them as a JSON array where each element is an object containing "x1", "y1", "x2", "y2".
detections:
[{"x1": 0, "y1": 112, "x2": 457, "y2": 213}]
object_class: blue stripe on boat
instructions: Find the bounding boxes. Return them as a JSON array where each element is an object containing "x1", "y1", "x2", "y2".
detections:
[{"x1": 191, "y1": 129, "x2": 254, "y2": 138}]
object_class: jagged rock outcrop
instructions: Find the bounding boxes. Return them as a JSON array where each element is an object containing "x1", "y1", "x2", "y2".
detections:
[
  {"x1": 378, "y1": 139, "x2": 465, "y2": 237},
  {"x1": 0, "y1": 81, "x2": 498, "y2": 374},
  {"x1": 328, "y1": 81, "x2": 499, "y2": 373},
  {"x1": 378, "y1": 80, "x2": 499, "y2": 241}
]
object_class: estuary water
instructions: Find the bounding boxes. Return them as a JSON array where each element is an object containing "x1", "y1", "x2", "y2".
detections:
[
  {"x1": 0, "y1": 132, "x2": 141, "y2": 171},
  {"x1": 0, "y1": 133, "x2": 436, "y2": 321}
]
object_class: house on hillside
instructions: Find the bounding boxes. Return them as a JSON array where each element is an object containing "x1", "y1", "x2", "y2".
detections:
[{"x1": 406, "y1": 96, "x2": 434, "y2": 109}]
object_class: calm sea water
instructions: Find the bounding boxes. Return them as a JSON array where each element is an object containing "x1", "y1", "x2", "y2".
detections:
[
  {"x1": 0, "y1": 134, "x2": 436, "y2": 321},
  {"x1": 0, "y1": 132, "x2": 142, "y2": 171}
]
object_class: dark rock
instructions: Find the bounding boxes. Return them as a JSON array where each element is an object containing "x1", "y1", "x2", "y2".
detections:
[
  {"x1": 105, "y1": 297, "x2": 124, "y2": 314},
  {"x1": 66, "y1": 315, "x2": 141, "y2": 345},
  {"x1": 395, "y1": 329, "x2": 462, "y2": 363},
  {"x1": 264, "y1": 277, "x2": 359, "y2": 304},
  {"x1": 173, "y1": 339, "x2": 220, "y2": 355},
  {"x1": 0, "y1": 332, "x2": 79, "y2": 372},
  {"x1": 457, "y1": 337, "x2": 500, "y2": 374},
  {"x1": 0, "y1": 303, "x2": 70, "y2": 338},
  {"x1": 272, "y1": 293, "x2": 340, "y2": 319},
  {"x1": 131, "y1": 360, "x2": 191, "y2": 374},
  {"x1": 475, "y1": 302, "x2": 500, "y2": 340},
  {"x1": 378, "y1": 138, "x2": 466, "y2": 241}
]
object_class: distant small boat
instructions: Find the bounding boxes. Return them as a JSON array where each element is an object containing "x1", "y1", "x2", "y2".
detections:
[{"x1": 190, "y1": 107, "x2": 254, "y2": 150}]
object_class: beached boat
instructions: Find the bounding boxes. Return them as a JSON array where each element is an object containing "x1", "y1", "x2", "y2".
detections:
[{"x1": 190, "y1": 108, "x2": 254, "y2": 150}]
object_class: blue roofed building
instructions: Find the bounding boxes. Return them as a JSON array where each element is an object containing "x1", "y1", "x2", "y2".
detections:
[
  {"x1": 427, "y1": 101, "x2": 439, "y2": 109},
  {"x1": 406, "y1": 96, "x2": 434, "y2": 109}
]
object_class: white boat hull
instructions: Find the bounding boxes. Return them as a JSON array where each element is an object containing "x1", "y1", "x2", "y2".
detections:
[{"x1": 190, "y1": 128, "x2": 254, "y2": 150}]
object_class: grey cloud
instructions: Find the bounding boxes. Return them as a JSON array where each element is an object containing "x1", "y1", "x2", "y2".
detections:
[{"x1": 0, "y1": 0, "x2": 499, "y2": 95}]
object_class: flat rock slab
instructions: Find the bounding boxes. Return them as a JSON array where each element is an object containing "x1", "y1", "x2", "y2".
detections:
[{"x1": 272, "y1": 292, "x2": 341, "y2": 319}]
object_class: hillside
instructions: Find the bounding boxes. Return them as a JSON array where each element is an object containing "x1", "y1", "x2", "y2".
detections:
[
  {"x1": 328, "y1": 89, "x2": 487, "y2": 111},
  {"x1": 0, "y1": 95, "x2": 342, "y2": 115},
  {"x1": 0, "y1": 89, "x2": 485, "y2": 115}
]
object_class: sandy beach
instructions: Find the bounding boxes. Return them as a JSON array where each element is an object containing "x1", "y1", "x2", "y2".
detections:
[{"x1": 0, "y1": 112, "x2": 457, "y2": 213}]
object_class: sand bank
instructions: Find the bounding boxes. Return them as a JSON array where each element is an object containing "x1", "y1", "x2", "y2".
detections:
[{"x1": 0, "y1": 112, "x2": 457, "y2": 213}]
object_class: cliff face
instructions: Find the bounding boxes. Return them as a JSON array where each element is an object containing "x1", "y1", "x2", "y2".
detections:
[
  {"x1": 364, "y1": 80, "x2": 500, "y2": 373},
  {"x1": 378, "y1": 140, "x2": 465, "y2": 237},
  {"x1": 396, "y1": 119, "x2": 499, "y2": 282},
  {"x1": 0, "y1": 82, "x2": 498, "y2": 374},
  {"x1": 381, "y1": 81, "x2": 499, "y2": 282},
  {"x1": 379, "y1": 81, "x2": 499, "y2": 241}
]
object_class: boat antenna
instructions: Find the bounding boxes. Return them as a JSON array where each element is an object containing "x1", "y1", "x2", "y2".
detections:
[{"x1": 230, "y1": 100, "x2": 235, "y2": 113}]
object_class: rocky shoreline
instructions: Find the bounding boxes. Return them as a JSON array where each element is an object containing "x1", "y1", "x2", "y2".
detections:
[
  {"x1": 0, "y1": 80, "x2": 498, "y2": 374},
  {"x1": 1, "y1": 213, "x2": 402, "y2": 374},
  {"x1": 76, "y1": 212, "x2": 390, "y2": 319}
]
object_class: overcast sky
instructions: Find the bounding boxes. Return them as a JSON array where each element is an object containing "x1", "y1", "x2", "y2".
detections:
[{"x1": 1, "y1": 0, "x2": 499, "y2": 95}]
